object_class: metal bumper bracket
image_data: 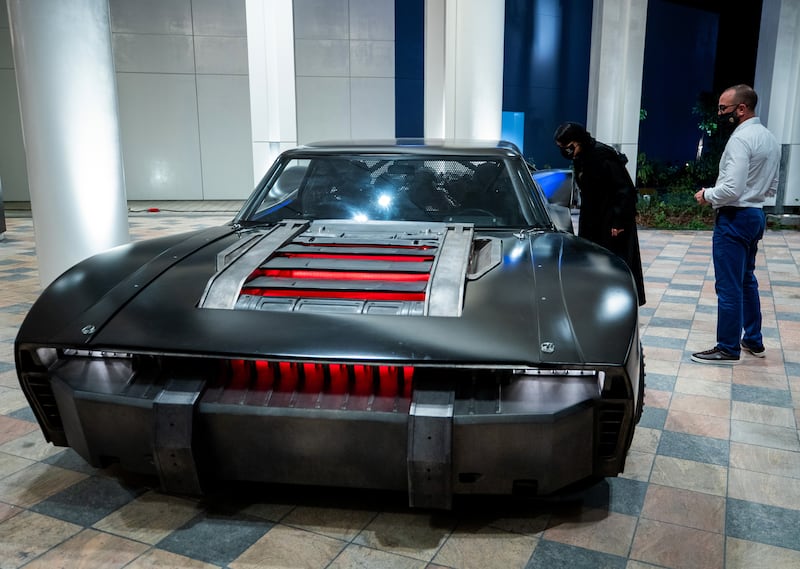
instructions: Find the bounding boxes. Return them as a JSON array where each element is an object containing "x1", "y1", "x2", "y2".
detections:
[
  {"x1": 407, "y1": 387, "x2": 454, "y2": 509},
  {"x1": 153, "y1": 378, "x2": 205, "y2": 494}
]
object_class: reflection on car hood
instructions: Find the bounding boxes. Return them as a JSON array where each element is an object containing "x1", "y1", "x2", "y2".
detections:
[{"x1": 28, "y1": 222, "x2": 638, "y2": 367}]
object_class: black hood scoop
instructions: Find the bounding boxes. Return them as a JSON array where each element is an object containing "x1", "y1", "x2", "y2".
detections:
[{"x1": 198, "y1": 220, "x2": 501, "y2": 316}]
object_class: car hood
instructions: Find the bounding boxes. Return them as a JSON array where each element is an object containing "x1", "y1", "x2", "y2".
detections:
[{"x1": 19, "y1": 221, "x2": 638, "y2": 367}]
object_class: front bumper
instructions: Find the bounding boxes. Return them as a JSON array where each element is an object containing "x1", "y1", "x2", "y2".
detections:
[{"x1": 17, "y1": 348, "x2": 636, "y2": 509}]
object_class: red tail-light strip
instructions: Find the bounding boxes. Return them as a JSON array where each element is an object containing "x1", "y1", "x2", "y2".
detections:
[
  {"x1": 295, "y1": 242, "x2": 436, "y2": 250},
  {"x1": 251, "y1": 268, "x2": 430, "y2": 282},
  {"x1": 224, "y1": 359, "x2": 414, "y2": 400},
  {"x1": 239, "y1": 287, "x2": 426, "y2": 301}
]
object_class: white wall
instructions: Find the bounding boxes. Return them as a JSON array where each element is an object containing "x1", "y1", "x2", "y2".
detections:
[
  {"x1": 0, "y1": 0, "x2": 28, "y2": 202},
  {"x1": 293, "y1": 0, "x2": 395, "y2": 144},
  {"x1": 110, "y1": 0, "x2": 253, "y2": 200},
  {"x1": 0, "y1": 0, "x2": 255, "y2": 201}
]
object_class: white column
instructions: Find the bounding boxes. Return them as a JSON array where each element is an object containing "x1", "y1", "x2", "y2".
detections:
[
  {"x1": 586, "y1": 0, "x2": 648, "y2": 181},
  {"x1": 755, "y1": 0, "x2": 800, "y2": 210},
  {"x1": 8, "y1": 0, "x2": 129, "y2": 288},
  {"x1": 424, "y1": 0, "x2": 505, "y2": 141},
  {"x1": 245, "y1": 0, "x2": 297, "y2": 184}
]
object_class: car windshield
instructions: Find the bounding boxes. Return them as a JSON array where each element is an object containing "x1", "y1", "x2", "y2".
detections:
[{"x1": 239, "y1": 154, "x2": 550, "y2": 228}]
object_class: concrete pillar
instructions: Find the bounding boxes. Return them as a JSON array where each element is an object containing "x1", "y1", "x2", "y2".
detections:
[
  {"x1": 8, "y1": 0, "x2": 129, "y2": 288},
  {"x1": 754, "y1": 0, "x2": 800, "y2": 211},
  {"x1": 424, "y1": 0, "x2": 505, "y2": 140},
  {"x1": 245, "y1": 0, "x2": 297, "y2": 183},
  {"x1": 586, "y1": 0, "x2": 648, "y2": 181}
]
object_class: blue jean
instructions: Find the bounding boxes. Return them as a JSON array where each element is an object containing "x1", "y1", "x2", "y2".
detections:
[{"x1": 712, "y1": 207, "x2": 766, "y2": 355}]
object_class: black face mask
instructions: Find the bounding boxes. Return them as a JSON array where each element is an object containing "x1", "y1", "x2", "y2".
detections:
[
  {"x1": 560, "y1": 145, "x2": 575, "y2": 160},
  {"x1": 717, "y1": 110, "x2": 740, "y2": 133}
]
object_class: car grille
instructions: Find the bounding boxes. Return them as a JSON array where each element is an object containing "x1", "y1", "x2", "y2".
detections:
[{"x1": 203, "y1": 359, "x2": 415, "y2": 413}]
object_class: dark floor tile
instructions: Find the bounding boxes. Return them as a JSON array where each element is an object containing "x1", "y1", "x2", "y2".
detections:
[
  {"x1": 30, "y1": 475, "x2": 144, "y2": 526},
  {"x1": 726, "y1": 498, "x2": 800, "y2": 551},
  {"x1": 582, "y1": 477, "x2": 649, "y2": 517},
  {"x1": 639, "y1": 407, "x2": 668, "y2": 430},
  {"x1": 42, "y1": 448, "x2": 103, "y2": 475},
  {"x1": 642, "y1": 336, "x2": 686, "y2": 350},
  {"x1": 657, "y1": 431, "x2": 729, "y2": 466},
  {"x1": 659, "y1": 295, "x2": 699, "y2": 305},
  {"x1": 527, "y1": 539, "x2": 626, "y2": 569},
  {"x1": 8, "y1": 406, "x2": 36, "y2": 423},
  {"x1": 648, "y1": 317, "x2": 693, "y2": 328},
  {"x1": 665, "y1": 283, "x2": 703, "y2": 291},
  {"x1": 731, "y1": 384, "x2": 793, "y2": 408},
  {"x1": 644, "y1": 373, "x2": 676, "y2": 392},
  {"x1": 156, "y1": 511, "x2": 273, "y2": 565}
]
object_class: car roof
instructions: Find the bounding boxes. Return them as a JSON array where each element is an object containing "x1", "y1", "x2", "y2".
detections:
[{"x1": 284, "y1": 139, "x2": 524, "y2": 158}]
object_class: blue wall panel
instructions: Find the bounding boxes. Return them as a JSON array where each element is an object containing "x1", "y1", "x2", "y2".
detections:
[
  {"x1": 395, "y1": 0, "x2": 425, "y2": 138},
  {"x1": 639, "y1": 0, "x2": 718, "y2": 165},
  {"x1": 503, "y1": 0, "x2": 592, "y2": 169}
]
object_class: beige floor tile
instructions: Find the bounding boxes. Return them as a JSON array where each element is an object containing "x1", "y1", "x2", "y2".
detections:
[
  {"x1": 649, "y1": 456, "x2": 727, "y2": 497},
  {"x1": 282, "y1": 506, "x2": 376, "y2": 541},
  {"x1": 729, "y1": 442, "x2": 800, "y2": 478},
  {"x1": 0, "y1": 416, "x2": 39, "y2": 446},
  {"x1": 626, "y1": 561, "x2": 669, "y2": 569},
  {"x1": 0, "y1": 451, "x2": 34, "y2": 479},
  {"x1": 644, "y1": 358, "x2": 681, "y2": 377},
  {"x1": 20, "y1": 528, "x2": 149, "y2": 569},
  {"x1": 732, "y1": 401, "x2": 796, "y2": 428},
  {"x1": 0, "y1": 462, "x2": 87, "y2": 508},
  {"x1": 124, "y1": 548, "x2": 220, "y2": 569},
  {"x1": 620, "y1": 450, "x2": 655, "y2": 482},
  {"x1": 730, "y1": 420, "x2": 800, "y2": 452},
  {"x1": 728, "y1": 468, "x2": 800, "y2": 510},
  {"x1": 230, "y1": 524, "x2": 345, "y2": 569},
  {"x1": 0, "y1": 510, "x2": 82, "y2": 569},
  {"x1": 676, "y1": 362, "x2": 732, "y2": 383},
  {"x1": 92, "y1": 490, "x2": 203, "y2": 545},
  {"x1": 630, "y1": 427, "x2": 661, "y2": 454},
  {"x1": 432, "y1": 526, "x2": 538, "y2": 569},
  {"x1": 673, "y1": 377, "x2": 731, "y2": 400},
  {"x1": 644, "y1": 388, "x2": 671, "y2": 409},
  {"x1": 630, "y1": 519, "x2": 724, "y2": 569},
  {"x1": 0, "y1": 501, "x2": 23, "y2": 523},
  {"x1": 328, "y1": 543, "x2": 426, "y2": 569},
  {"x1": 733, "y1": 366, "x2": 788, "y2": 389},
  {"x1": 0, "y1": 430, "x2": 64, "y2": 462},
  {"x1": 0, "y1": 389, "x2": 29, "y2": 416},
  {"x1": 640, "y1": 484, "x2": 725, "y2": 533},
  {"x1": 353, "y1": 512, "x2": 454, "y2": 562},
  {"x1": 725, "y1": 537, "x2": 800, "y2": 569},
  {"x1": 664, "y1": 409, "x2": 730, "y2": 439},
  {"x1": 542, "y1": 508, "x2": 637, "y2": 557},
  {"x1": 669, "y1": 393, "x2": 730, "y2": 419}
]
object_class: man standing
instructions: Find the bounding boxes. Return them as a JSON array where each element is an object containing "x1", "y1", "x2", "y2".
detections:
[{"x1": 691, "y1": 84, "x2": 780, "y2": 364}]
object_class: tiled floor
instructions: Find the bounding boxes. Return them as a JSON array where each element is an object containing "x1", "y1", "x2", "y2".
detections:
[{"x1": 1, "y1": 209, "x2": 799, "y2": 569}]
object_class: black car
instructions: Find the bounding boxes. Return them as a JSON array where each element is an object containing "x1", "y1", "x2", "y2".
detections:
[{"x1": 16, "y1": 140, "x2": 643, "y2": 509}]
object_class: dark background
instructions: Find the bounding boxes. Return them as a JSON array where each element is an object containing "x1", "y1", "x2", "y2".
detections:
[{"x1": 395, "y1": 0, "x2": 763, "y2": 170}]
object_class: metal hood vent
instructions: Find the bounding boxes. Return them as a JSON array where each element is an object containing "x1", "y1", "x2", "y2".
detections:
[{"x1": 198, "y1": 220, "x2": 500, "y2": 316}]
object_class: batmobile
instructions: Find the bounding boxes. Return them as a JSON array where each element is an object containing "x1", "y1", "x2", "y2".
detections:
[{"x1": 16, "y1": 140, "x2": 643, "y2": 509}]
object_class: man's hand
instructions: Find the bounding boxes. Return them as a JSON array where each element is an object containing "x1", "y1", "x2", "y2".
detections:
[
  {"x1": 611, "y1": 228, "x2": 624, "y2": 237},
  {"x1": 695, "y1": 188, "x2": 709, "y2": 205}
]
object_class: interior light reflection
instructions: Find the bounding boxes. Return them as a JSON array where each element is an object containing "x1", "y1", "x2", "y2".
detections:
[
  {"x1": 506, "y1": 242, "x2": 527, "y2": 263},
  {"x1": 602, "y1": 287, "x2": 633, "y2": 319}
]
